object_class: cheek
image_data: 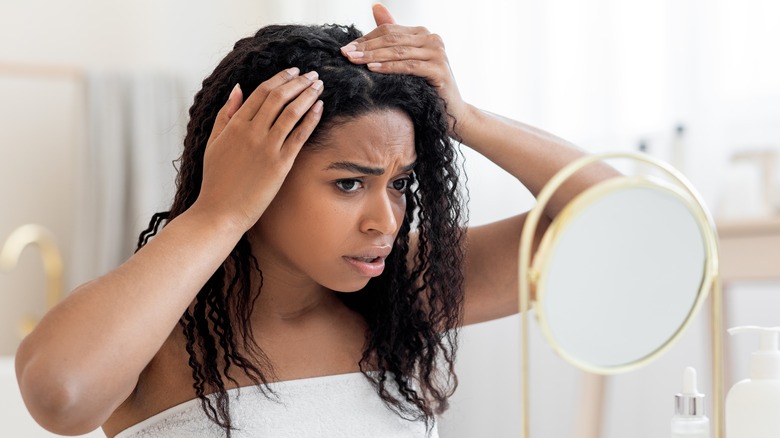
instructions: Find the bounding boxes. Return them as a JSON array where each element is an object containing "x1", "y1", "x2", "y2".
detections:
[
  {"x1": 298, "y1": 197, "x2": 354, "y2": 242},
  {"x1": 383, "y1": 197, "x2": 408, "y2": 259},
  {"x1": 394, "y1": 197, "x2": 407, "y2": 229},
  {"x1": 255, "y1": 183, "x2": 321, "y2": 245}
]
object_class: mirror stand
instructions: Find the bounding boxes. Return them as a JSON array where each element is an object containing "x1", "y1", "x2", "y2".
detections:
[{"x1": 517, "y1": 152, "x2": 723, "y2": 438}]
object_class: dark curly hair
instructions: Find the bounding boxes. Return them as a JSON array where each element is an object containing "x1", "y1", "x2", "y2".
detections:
[{"x1": 137, "y1": 23, "x2": 466, "y2": 436}]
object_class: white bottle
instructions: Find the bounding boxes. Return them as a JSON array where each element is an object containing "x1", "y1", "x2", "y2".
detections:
[
  {"x1": 725, "y1": 326, "x2": 780, "y2": 438},
  {"x1": 671, "y1": 366, "x2": 710, "y2": 438}
]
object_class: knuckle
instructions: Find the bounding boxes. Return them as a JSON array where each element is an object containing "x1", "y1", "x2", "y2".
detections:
[
  {"x1": 416, "y1": 26, "x2": 430, "y2": 35},
  {"x1": 283, "y1": 103, "x2": 307, "y2": 121},
  {"x1": 257, "y1": 82, "x2": 273, "y2": 94},
  {"x1": 385, "y1": 32, "x2": 402, "y2": 44},
  {"x1": 307, "y1": 85, "x2": 323, "y2": 96},
  {"x1": 404, "y1": 60, "x2": 420, "y2": 72},
  {"x1": 284, "y1": 102, "x2": 308, "y2": 121},
  {"x1": 289, "y1": 128, "x2": 309, "y2": 145},
  {"x1": 266, "y1": 87, "x2": 288, "y2": 104},
  {"x1": 392, "y1": 45, "x2": 408, "y2": 57},
  {"x1": 430, "y1": 34, "x2": 445, "y2": 48},
  {"x1": 279, "y1": 69, "x2": 296, "y2": 81},
  {"x1": 288, "y1": 105, "x2": 306, "y2": 119}
]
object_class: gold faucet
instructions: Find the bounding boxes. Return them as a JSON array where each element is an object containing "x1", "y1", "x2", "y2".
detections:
[{"x1": 0, "y1": 224, "x2": 64, "y2": 337}]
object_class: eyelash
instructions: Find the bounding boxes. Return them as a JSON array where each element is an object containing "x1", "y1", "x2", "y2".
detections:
[
  {"x1": 334, "y1": 175, "x2": 413, "y2": 194},
  {"x1": 335, "y1": 179, "x2": 363, "y2": 193}
]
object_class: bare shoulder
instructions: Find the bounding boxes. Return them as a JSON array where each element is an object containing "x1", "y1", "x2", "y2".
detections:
[{"x1": 101, "y1": 330, "x2": 194, "y2": 437}]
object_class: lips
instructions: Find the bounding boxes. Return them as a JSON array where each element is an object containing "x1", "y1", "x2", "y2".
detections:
[
  {"x1": 343, "y1": 246, "x2": 392, "y2": 277},
  {"x1": 343, "y1": 256, "x2": 386, "y2": 277},
  {"x1": 349, "y1": 256, "x2": 383, "y2": 263}
]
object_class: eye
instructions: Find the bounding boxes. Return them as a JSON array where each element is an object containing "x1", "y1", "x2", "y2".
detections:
[
  {"x1": 392, "y1": 176, "x2": 412, "y2": 192},
  {"x1": 335, "y1": 179, "x2": 363, "y2": 193}
]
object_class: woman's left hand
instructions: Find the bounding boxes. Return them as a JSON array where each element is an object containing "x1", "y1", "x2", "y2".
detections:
[{"x1": 341, "y1": 4, "x2": 473, "y2": 137}]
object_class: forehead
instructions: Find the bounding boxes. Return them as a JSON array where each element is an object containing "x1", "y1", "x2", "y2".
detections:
[{"x1": 306, "y1": 109, "x2": 417, "y2": 165}]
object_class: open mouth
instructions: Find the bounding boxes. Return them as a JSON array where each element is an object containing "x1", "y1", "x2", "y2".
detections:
[
  {"x1": 347, "y1": 256, "x2": 382, "y2": 263},
  {"x1": 343, "y1": 256, "x2": 386, "y2": 276}
]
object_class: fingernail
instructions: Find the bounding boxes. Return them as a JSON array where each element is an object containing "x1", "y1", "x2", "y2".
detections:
[
  {"x1": 346, "y1": 51, "x2": 364, "y2": 59},
  {"x1": 310, "y1": 80, "x2": 323, "y2": 90},
  {"x1": 304, "y1": 70, "x2": 319, "y2": 80},
  {"x1": 313, "y1": 100, "x2": 323, "y2": 113},
  {"x1": 229, "y1": 83, "x2": 241, "y2": 101},
  {"x1": 367, "y1": 62, "x2": 382, "y2": 69},
  {"x1": 340, "y1": 44, "x2": 357, "y2": 53},
  {"x1": 286, "y1": 67, "x2": 300, "y2": 77}
]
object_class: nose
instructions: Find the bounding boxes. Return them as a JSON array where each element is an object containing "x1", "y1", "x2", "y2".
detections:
[{"x1": 360, "y1": 191, "x2": 401, "y2": 235}]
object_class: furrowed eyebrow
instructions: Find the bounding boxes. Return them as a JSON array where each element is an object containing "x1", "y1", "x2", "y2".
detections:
[
  {"x1": 326, "y1": 161, "x2": 384, "y2": 175},
  {"x1": 325, "y1": 160, "x2": 417, "y2": 176}
]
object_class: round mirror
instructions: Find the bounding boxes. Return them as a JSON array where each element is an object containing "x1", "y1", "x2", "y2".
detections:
[
  {"x1": 532, "y1": 177, "x2": 710, "y2": 372},
  {"x1": 518, "y1": 152, "x2": 723, "y2": 438}
]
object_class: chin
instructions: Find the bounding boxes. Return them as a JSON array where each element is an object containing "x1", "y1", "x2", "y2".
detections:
[{"x1": 326, "y1": 278, "x2": 372, "y2": 294}]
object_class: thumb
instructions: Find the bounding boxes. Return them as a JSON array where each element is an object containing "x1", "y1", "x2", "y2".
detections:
[
  {"x1": 207, "y1": 84, "x2": 242, "y2": 145},
  {"x1": 372, "y1": 3, "x2": 396, "y2": 26}
]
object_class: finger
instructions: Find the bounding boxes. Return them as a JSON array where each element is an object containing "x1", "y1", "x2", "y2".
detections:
[
  {"x1": 252, "y1": 71, "x2": 321, "y2": 130},
  {"x1": 233, "y1": 67, "x2": 300, "y2": 121},
  {"x1": 372, "y1": 3, "x2": 396, "y2": 26},
  {"x1": 341, "y1": 26, "x2": 428, "y2": 58},
  {"x1": 264, "y1": 79, "x2": 323, "y2": 143},
  {"x1": 280, "y1": 99, "x2": 324, "y2": 160},
  {"x1": 207, "y1": 83, "x2": 243, "y2": 146},
  {"x1": 343, "y1": 34, "x2": 433, "y2": 64},
  {"x1": 224, "y1": 84, "x2": 243, "y2": 119},
  {"x1": 348, "y1": 24, "x2": 427, "y2": 47},
  {"x1": 365, "y1": 59, "x2": 442, "y2": 81}
]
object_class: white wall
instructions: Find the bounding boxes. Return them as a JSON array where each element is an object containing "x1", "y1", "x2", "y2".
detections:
[
  {"x1": 0, "y1": 77, "x2": 82, "y2": 356},
  {"x1": 0, "y1": 0, "x2": 265, "y2": 356},
  {"x1": 1, "y1": 1, "x2": 779, "y2": 437}
]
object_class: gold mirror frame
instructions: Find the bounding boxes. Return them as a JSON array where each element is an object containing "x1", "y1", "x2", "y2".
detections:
[
  {"x1": 517, "y1": 151, "x2": 723, "y2": 438},
  {"x1": 534, "y1": 176, "x2": 711, "y2": 372}
]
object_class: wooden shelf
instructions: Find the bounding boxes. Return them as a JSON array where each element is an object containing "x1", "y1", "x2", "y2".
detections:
[{"x1": 717, "y1": 216, "x2": 780, "y2": 282}]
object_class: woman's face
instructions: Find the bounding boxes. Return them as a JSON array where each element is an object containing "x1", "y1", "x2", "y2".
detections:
[{"x1": 251, "y1": 108, "x2": 417, "y2": 292}]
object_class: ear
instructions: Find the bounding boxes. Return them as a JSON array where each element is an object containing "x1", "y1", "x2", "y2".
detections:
[{"x1": 372, "y1": 3, "x2": 396, "y2": 26}]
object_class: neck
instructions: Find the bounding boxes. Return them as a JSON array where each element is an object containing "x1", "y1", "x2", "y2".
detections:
[
  {"x1": 253, "y1": 273, "x2": 339, "y2": 323},
  {"x1": 247, "y1": 248, "x2": 341, "y2": 326}
]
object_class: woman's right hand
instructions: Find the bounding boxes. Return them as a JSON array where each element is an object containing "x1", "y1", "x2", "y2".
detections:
[
  {"x1": 16, "y1": 70, "x2": 324, "y2": 438},
  {"x1": 193, "y1": 68, "x2": 324, "y2": 231}
]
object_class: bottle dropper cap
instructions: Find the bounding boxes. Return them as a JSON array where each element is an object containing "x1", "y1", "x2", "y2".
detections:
[
  {"x1": 675, "y1": 366, "x2": 705, "y2": 416},
  {"x1": 729, "y1": 326, "x2": 780, "y2": 380}
]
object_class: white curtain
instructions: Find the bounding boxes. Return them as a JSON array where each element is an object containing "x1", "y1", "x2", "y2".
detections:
[{"x1": 70, "y1": 71, "x2": 186, "y2": 286}]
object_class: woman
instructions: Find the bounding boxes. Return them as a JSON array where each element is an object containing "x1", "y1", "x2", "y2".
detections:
[{"x1": 15, "y1": 4, "x2": 614, "y2": 437}]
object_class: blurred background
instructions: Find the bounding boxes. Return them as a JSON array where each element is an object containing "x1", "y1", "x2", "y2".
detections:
[{"x1": 1, "y1": 0, "x2": 779, "y2": 437}]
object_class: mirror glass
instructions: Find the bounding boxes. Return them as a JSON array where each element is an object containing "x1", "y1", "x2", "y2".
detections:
[{"x1": 533, "y1": 178, "x2": 708, "y2": 371}]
